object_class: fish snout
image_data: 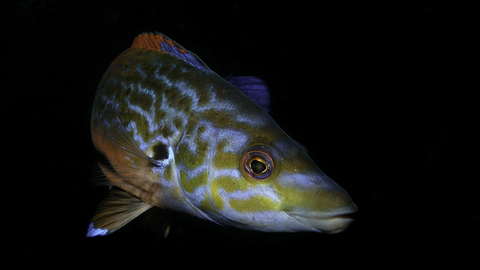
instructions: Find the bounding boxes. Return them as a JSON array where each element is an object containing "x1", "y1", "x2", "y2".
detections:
[{"x1": 275, "y1": 171, "x2": 358, "y2": 232}]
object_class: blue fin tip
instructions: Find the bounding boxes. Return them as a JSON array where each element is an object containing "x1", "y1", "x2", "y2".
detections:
[{"x1": 86, "y1": 222, "x2": 109, "y2": 237}]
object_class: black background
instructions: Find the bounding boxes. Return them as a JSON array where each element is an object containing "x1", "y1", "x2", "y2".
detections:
[{"x1": 3, "y1": 1, "x2": 478, "y2": 268}]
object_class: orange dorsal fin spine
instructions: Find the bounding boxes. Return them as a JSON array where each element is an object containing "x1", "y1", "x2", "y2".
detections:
[
  {"x1": 130, "y1": 32, "x2": 212, "y2": 73},
  {"x1": 131, "y1": 32, "x2": 187, "y2": 54}
]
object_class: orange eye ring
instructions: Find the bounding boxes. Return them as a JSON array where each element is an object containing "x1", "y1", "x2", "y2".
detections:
[{"x1": 242, "y1": 146, "x2": 275, "y2": 181}]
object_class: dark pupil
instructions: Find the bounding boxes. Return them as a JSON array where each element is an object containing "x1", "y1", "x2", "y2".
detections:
[
  {"x1": 251, "y1": 159, "x2": 266, "y2": 174},
  {"x1": 152, "y1": 143, "x2": 169, "y2": 160}
]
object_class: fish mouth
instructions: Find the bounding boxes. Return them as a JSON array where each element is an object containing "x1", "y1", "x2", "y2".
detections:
[{"x1": 286, "y1": 204, "x2": 358, "y2": 233}]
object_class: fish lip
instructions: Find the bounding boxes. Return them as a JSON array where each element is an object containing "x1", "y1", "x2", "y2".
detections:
[
  {"x1": 285, "y1": 204, "x2": 358, "y2": 233},
  {"x1": 287, "y1": 204, "x2": 358, "y2": 219}
]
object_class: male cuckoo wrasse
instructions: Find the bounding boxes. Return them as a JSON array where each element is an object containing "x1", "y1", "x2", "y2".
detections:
[{"x1": 87, "y1": 32, "x2": 357, "y2": 237}]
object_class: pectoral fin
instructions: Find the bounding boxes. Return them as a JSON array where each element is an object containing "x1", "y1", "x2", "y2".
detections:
[{"x1": 86, "y1": 189, "x2": 152, "y2": 237}]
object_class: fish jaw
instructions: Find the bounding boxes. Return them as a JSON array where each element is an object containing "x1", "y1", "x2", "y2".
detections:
[
  {"x1": 272, "y1": 174, "x2": 358, "y2": 233},
  {"x1": 275, "y1": 177, "x2": 358, "y2": 233},
  {"x1": 284, "y1": 204, "x2": 358, "y2": 233}
]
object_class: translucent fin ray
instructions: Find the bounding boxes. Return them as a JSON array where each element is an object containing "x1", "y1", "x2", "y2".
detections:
[{"x1": 87, "y1": 189, "x2": 152, "y2": 237}]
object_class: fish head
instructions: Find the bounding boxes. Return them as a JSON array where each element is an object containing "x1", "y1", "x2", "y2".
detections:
[
  {"x1": 203, "y1": 121, "x2": 357, "y2": 233},
  {"x1": 88, "y1": 32, "x2": 357, "y2": 237}
]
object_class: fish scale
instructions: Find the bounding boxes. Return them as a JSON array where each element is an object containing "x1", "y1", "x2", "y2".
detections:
[{"x1": 87, "y1": 32, "x2": 357, "y2": 237}]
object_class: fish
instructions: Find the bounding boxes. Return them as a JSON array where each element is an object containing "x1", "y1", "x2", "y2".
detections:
[{"x1": 87, "y1": 32, "x2": 357, "y2": 237}]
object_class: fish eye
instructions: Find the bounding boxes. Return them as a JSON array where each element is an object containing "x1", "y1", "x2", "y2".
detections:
[{"x1": 242, "y1": 146, "x2": 274, "y2": 181}]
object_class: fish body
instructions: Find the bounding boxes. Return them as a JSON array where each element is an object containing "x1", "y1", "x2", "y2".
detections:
[{"x1": 87, "y1": 32, "x2": 357, "y2": 237}]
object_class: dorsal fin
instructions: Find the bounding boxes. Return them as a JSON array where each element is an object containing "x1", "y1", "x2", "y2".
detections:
[
  {"x1": 131, "y1": 32, "x2": 212, "y2": 73},
  {"x1": 226, "y1": 76, "x2": 271, "y2": 113}
]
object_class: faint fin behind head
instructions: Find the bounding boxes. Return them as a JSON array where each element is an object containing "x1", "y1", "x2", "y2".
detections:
[
  {"x1": 143, "y1": 207, "x2": 172, "y2": 238},
  {"x1": 226, "y1": 76, "x2": 271, "y2": 113}
]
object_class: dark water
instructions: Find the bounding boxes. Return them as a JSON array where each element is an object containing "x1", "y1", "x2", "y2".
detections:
[{"x1": 4, "y1": 1, "x2": 477, "y2": 268}]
